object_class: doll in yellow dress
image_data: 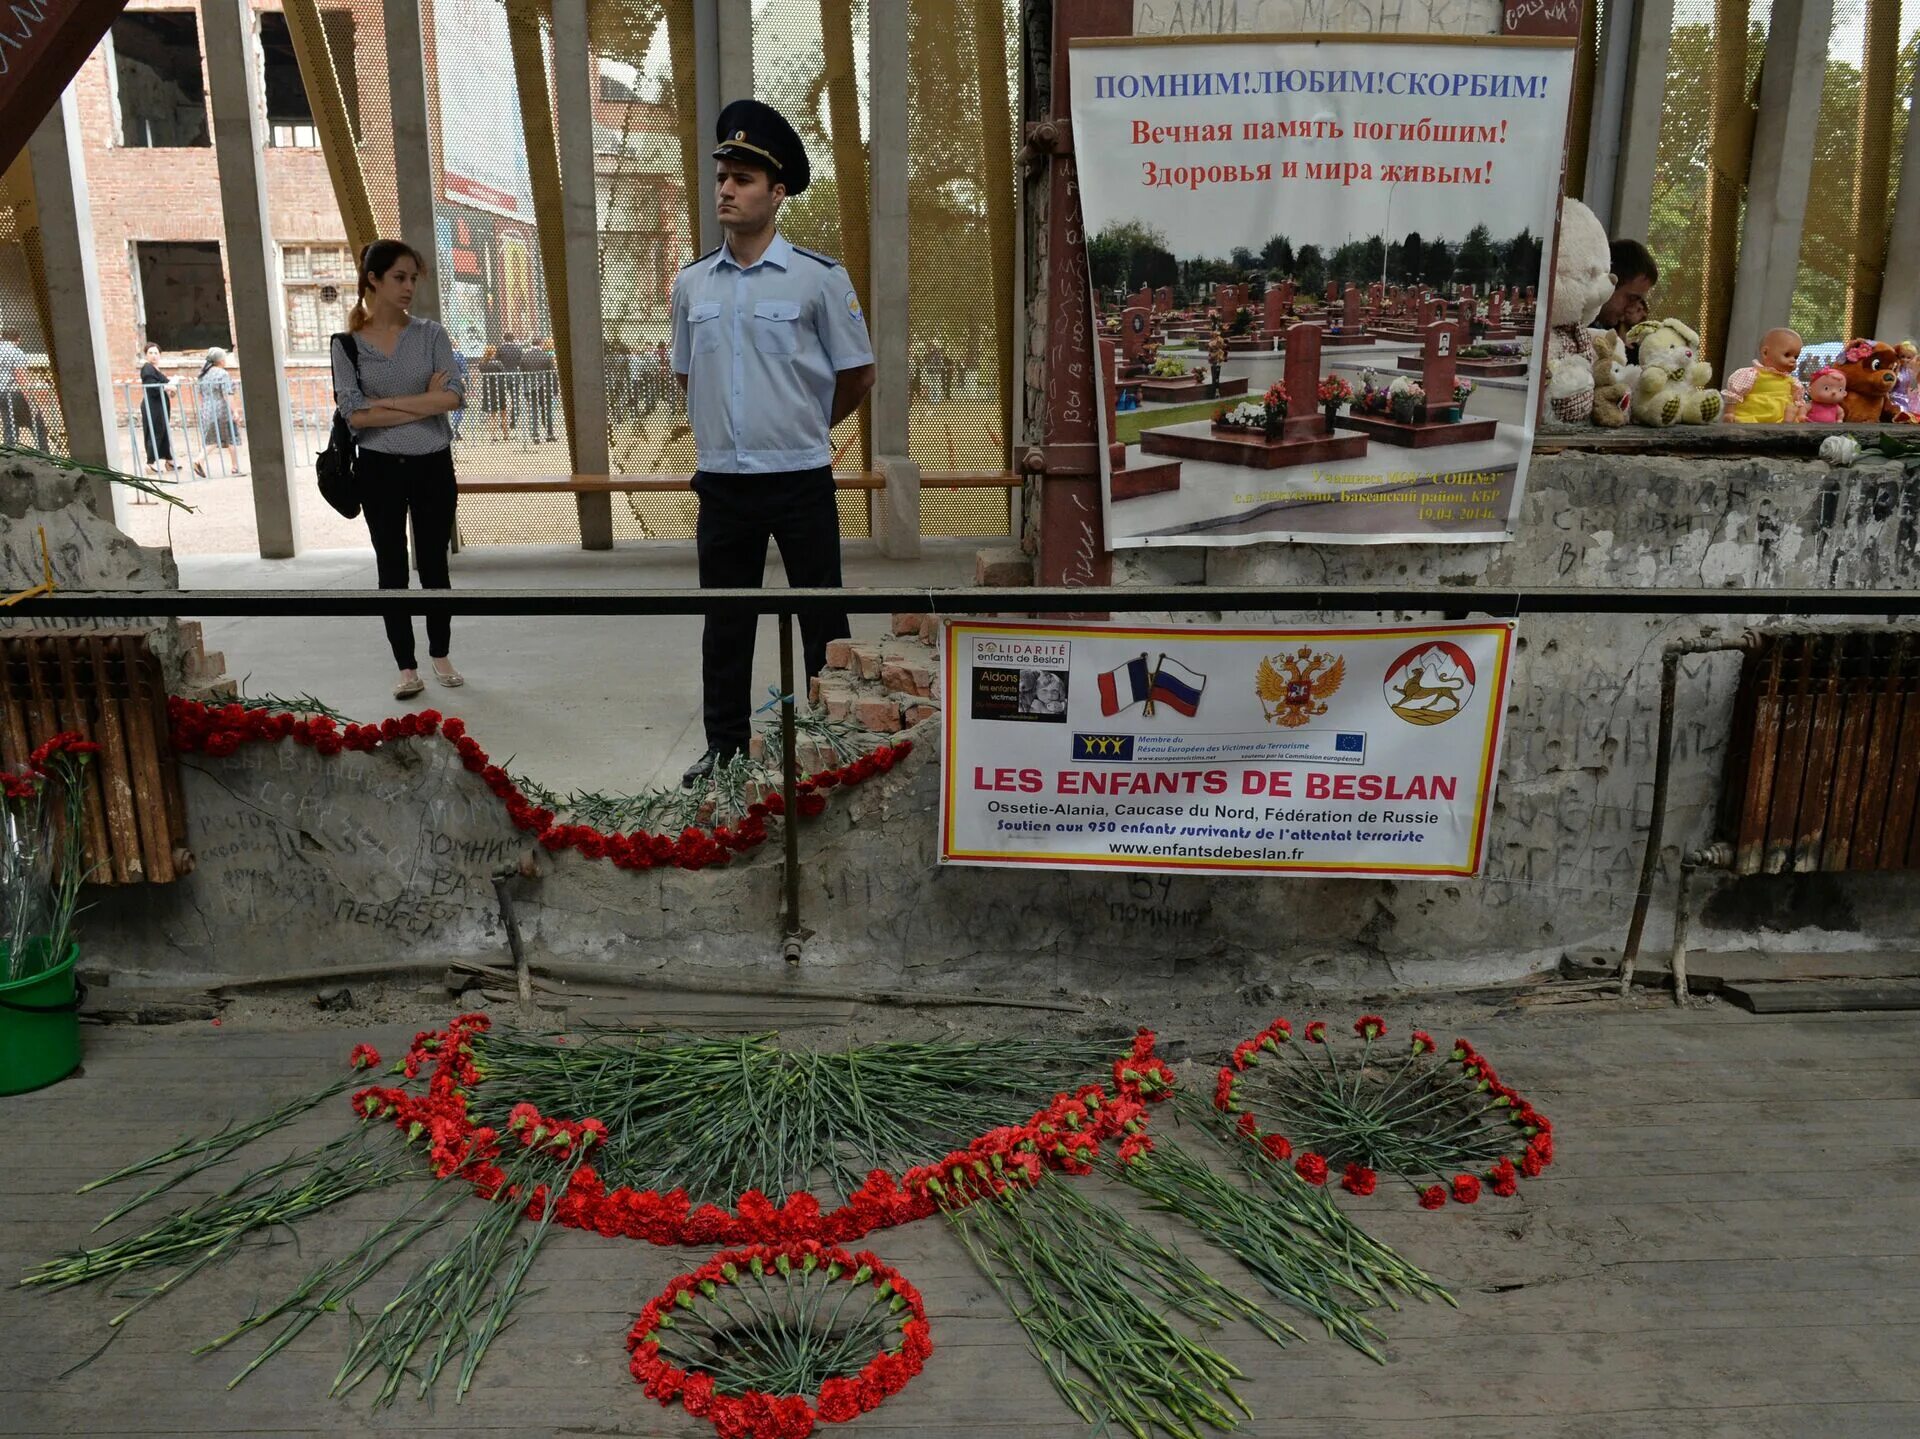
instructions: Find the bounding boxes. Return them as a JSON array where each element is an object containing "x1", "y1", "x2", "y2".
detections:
[{"x1": 1722, "y1": 327, "x2": 1808, "y2": 422}]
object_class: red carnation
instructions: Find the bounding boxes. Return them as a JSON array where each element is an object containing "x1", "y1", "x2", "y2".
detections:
[
  {"x1": 1451, "y1": 1173, "x2": 1481, "y2": 1204},
  {"x1": 1354, "y1": 1013, "x2": 1386, "y2": 1039},
  {"x1": 1213, "y1": 1068, "x2": 1237, "y2": 1112},
  {"x1": 1340, "y1": 1163, "x2": 1377, "y2": 1196},
  {"x1": 1419, "y1": 1184, "x2": 1447, "y2": 1209},
  {"x1": 1410, "y1": 1029, "x2": 1436, "y2": 1053},
  {"x1": 1305, "y1": 1021, "x2": 1327, "y2": 1043},
  {"x1": 1487, "y1": 1156, "x2": 1519, "y2": 1197},
  {"x1": 1236, "y1": 1112, "x2": 1258, "y2": 1136},
  {"x1": 1294, "y1": 1152, "x2": 1328, "y2": 1185},
  {"x1": 1260, "y1": 1133, "x2": 1292, "y2": 1162},
  {"x1": 348, "y1": 1043, "x2": 381, "y2": 1070}
]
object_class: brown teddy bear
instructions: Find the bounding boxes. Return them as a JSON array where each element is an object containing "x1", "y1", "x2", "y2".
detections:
[{"x1": 1834, "y1": 339, "x2": 1915, "y2": 424}]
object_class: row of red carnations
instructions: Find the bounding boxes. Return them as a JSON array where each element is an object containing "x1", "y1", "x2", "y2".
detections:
[
  {"x1": 626, "y1": 1241, "x2": 932, "y2": 1439},
  {"x1": 346, "y1": 1017, "x2": 1177, "y2": 1248},
  {"x1": 166, "y1": 697, "x2": 910, "y2": 872},
  {"x1": 1214, "y1": 1015, "x2": 1556, "y2": 1208}
]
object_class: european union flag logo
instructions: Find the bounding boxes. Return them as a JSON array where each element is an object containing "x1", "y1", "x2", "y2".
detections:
[
  {"x1": 1073, "y1": 733, "x2": 1135, "y2": 761},
  {"x1": 1335, "y1": 733, "x2": 1365, "y2": 753}
]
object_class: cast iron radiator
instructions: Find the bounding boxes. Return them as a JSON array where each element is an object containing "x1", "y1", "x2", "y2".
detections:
[
  {"x1": 1720, "y1": 630, "x2": 1920, "y2": 876},
  {"x1": 0, "y1": 631, "x2": 189, "y2": 883}
]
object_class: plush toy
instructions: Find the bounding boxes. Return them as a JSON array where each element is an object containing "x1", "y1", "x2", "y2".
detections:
[
  {"x1": 1892, "y1": 341, "x2": 1919, "y2": 420},
  {"x1": 1803, "y1": 367, "x2": 1848, "y2": 424},
  {"x1": 1588, "y1": 327, "x2": 1640, "y2": 427},
  {"x1": 1834, "y1": 338, "x2": 1911, "y2": 424},
  {"x1": 1544, "y1": 198, "x2": 1613, "y2": 423},
  {"x1": 1722, "y1": 327, "x2": 1807, "y2": 423},
  {"x1": 1626, "y1": 318, "x2": 1723, "y2": 426}
]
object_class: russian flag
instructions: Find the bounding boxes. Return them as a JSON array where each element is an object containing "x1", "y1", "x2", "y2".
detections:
[
  {"x1": 1098, "y1": 657, "x2": 1152, "y2": 716},
  {"x1": 1149, "y1": 656, "x2": 1206, "y2": 716}
]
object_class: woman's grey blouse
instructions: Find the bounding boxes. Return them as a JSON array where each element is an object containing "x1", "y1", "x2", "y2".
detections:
[{"x1": 330, "y1": 317, "x2": 463, "y2": 455}]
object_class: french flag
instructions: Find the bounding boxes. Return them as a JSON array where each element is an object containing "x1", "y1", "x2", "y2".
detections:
[
  {"x1": 1098, "y1": 657, "x2": 1152, "y2": 716},
  {"x1": 1149, "y1": 656, "x2": 1206, "y2": 716}
]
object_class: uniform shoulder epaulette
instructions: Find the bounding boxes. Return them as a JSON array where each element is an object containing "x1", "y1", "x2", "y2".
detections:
[
  {"x1": 791, "y1": 245, "x2": 837, "y2": 267},
  {"x1": 680, "y1": 246, "x2": 721, "y2": 270}
]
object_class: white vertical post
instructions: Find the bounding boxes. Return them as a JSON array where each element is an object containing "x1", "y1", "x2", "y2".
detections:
[
  {"x1": 551, "y1": 0, "x2": 611, "y2": 546},
  {"x1": 24, "y1": 87, "x2": 120, "y2": 521},
  {"x1": 383, "y1": 0, "x2": 440, "y2": 323},
  {"x1": 1611, "y1": 0, "x2": 1673, "y2": 242},
  {"x1": 202, "y1": 0, "x2": 302, "y2": 558},
  {"x1": 716, "y1": 0, "x2": 753, "y2": 98},
  {"x1": 1880, "y1": 74, "x2": 1920, "y2": 341},
  {"x1": 1582, "y1": 0, "x2": 1635, "y2": 231},
  {"x1": 868, "y1": 0, "x2": 916, "y2": 558},
  {"x1": 1724, "y1": 0, "x2": 1831, "y2": 373},
  {"x1": 692, "y1": 0, "x2": 722, "y2": 254}
]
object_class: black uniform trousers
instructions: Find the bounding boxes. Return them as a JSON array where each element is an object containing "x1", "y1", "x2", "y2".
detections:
[
  {"x1": 694, "y1": 466, "x2": 851, "y2": 754},
  {"x1": 359, "y1": 447, "x2": 457, "y2": 671}
]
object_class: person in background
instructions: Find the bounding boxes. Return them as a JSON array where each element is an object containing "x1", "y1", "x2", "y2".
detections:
[
  {"x1": 1595, "y1": 239, "x2": 1658, "y2": 332},
  {"x1": 194, "y1": 348, "x2": 243, "y2": 477},
  {"x1": 446, "y1": 344, "x2": 470, "y2": 441},
  {"x1": 495, "y1": 332, "x2": 524, "y2": 439},
  {"x1": 671, "y1": 98, "x2": 875, "y2": 785},
  {"x1": 138, "y1": 343, "x2": 178, "y2": 476},
  {"x1": 523, "y1": 338, "x2": 557, "y2": 444},
  {"x1": 0, "y1": 326, "x2": 33, "y2": 449},
  {"x1": 332, "y1": 238, "x2": 466, "y2": 701},
  {"x1": 478, "y1": 344, "x2": 507, "y2": 442}
]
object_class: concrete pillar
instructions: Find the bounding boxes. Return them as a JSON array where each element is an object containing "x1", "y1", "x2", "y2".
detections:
[
  {"x1": 717, "y1": 0, "x2": 752, "y2": 98},
  {"x1": 551, "y1": 0, "x2": 612, "y2": 547},
  {"x1": 1881, "y1": 76, "x2": 1920, "y2": 340},
  {"x1": 692, "y1": 0, "x2": 722, "y2": 254},
  {"x1": 202, "y1": 0, "x2": 301, "y2": 558},
  {"x1": 24, "y1": 87, "x2": 119, "y2": 521},
  {"x1": 1610, "y1": 0, "x2": 1672, "y2": 242},
  {"x1": 1724, "y1": 0, "x2": 1831, "y2": 375},
  {"x1": 382, "y1": 0, "x2": 440, "y2": 323},
  {"x1": 867, "y1": 0, "x2": 916, "y2": 559},
  {"x1": 1582, "y1": 0, "x2": 1635, "y2": 231}
]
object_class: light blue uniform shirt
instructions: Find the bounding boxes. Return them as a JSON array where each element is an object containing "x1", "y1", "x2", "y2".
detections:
[{"x1": 670, "y1": 231, "x2": 874, "y2": 474}]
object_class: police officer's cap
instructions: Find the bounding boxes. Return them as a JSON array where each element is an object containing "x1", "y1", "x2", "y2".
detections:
[{"x1": 712, "y1": 99, "x2": 810, "y2": 196}]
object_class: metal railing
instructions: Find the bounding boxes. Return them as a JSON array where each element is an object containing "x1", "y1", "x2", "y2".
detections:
[
  {"x1": 13, "y1": 582, "x2": 1920, "y2": 963},
  {"x1": 116, "y1": 366, "x2": 681, "y2": 481}
]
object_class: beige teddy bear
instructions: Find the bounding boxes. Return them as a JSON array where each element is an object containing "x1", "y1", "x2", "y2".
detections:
[
  {"x1": 1588, "y1": 327, "x2": 1640, "y2": 427},
  {"x1": 1626, "y1": 318, "x2": 1723, "y2": 426}
]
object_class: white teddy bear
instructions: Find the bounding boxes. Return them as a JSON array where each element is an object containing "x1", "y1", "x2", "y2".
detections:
[
  {"x1": 1626, "y1": 318, "x2": 1723, "y2": 426},
  {"x1": 1544, "y1": 198, "x2": 1613, "y2": 423}
]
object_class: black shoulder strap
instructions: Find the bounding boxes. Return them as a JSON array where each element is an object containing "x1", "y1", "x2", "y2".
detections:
[{"x1": 330, "y1": 332, "x2": 361, "y2": 413}]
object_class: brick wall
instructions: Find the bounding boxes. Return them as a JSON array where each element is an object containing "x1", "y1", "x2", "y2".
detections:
[{"x1": 74, "y1": 0, "x2": 347, "y2": 398}]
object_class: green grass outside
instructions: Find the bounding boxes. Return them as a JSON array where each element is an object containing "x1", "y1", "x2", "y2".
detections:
[{"x1": 1113, "y1": 398, "x2": 1225, "y2": 447}]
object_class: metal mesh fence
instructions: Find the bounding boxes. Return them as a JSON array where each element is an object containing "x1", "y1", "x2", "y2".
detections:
[
  {"x1": 907, "y1": 0, "x2": 1015, "y2": 537},
  {"x1": 1644, "y1": 0, "x2": 1772, "y2": 344},
  {"x1": 1793, "y1": 0, "x2": 1914, "y2": 345},
  {"x1": 0, "y1": 154, "x2": 69, "y2": 457}
]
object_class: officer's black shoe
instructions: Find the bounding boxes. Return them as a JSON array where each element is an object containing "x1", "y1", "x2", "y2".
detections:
[{"x1": 680, "y1": 744, "x2": 743, "y2": 788}]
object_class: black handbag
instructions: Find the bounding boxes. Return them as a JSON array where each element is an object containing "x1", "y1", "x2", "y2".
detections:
[{"x1": 316, "y1": 332, "x2": 362, "y2": 519}]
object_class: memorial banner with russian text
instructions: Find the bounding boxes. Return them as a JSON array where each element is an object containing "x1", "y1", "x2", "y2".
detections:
[
  {"x1": 939, "y1": 619, "x2": 1516, "y2": 879},
  {"x1": 1068, "y1": 35, "x2": 1575, "y2": 548}
]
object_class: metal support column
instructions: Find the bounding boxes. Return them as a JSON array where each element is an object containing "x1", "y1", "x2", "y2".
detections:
[
  {"x1": 868, "y1": 0, "x2": 917, "y2": 559},
  {"x1": 1724, "y1": 0, "x2": 1831, "y2": 375},
  {"x1": 1881, "y1": 73, "x2": 1920, "y2": 341},
  {"x1": 203, "y1": 0, "x2": 302, "y2": 559},
  {"x1": 1844, "y1": 0, "x2": 1901, "y2": 338},
  {"x1": 552, "y1": 0, "x2": 612, "y2": 547},
  {"x1": 24, "y1": 87, "x2": 119, "y2": 517},
  {"x1": 382, "y1": 0, "x2": 440, "y2": 323},
  {"x1": 819, "y1": 0, "x2": 870, "y2": 470},
  {"x1": 1582, "y1": 0, "x2": 1636, "y2": 230},
  {"x1": 1611, "y1": 0, "x2": 1673, "y2": 241},
  {"x1": 282, "y1": 0, "x2": 378, "y2": 264},
  {"x1": 690, "y1": 0, "x2": 723, "y2": 255}
]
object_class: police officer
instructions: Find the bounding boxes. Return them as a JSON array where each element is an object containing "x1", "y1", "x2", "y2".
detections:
[{"x1": 673, "y1": 99, "x2": 876, "y2": 786}]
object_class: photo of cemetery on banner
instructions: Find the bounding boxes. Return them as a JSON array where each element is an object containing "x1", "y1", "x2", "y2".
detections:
[
  {"x1": 939, "y1": 619, "x2": 1517, "y2": 880},
  {"x1": 1068, "y1": 34, "x2": 1577, "y2": 549}
]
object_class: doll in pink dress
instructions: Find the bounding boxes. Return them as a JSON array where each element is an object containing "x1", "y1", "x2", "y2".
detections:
[{"x1": 1803, "y1": 366, "x2": 1848, "y2": 424}]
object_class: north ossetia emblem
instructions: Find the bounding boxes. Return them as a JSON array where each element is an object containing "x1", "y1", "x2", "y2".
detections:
[{"x1": 1255, "y1": 646, "x2": 1346, "y2": 728}]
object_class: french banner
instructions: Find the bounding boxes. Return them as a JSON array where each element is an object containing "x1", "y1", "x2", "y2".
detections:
[
  {"x1": 1068, "y1": 35, "x2": 1576, "y2": 548},
  {"x1": 939, "y1": 620, "x2": 1516, "y2": 880}
]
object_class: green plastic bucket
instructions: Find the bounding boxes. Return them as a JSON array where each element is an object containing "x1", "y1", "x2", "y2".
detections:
[{"x1": 0, "y1": 941, "x2": 83, "y2": 1096}]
